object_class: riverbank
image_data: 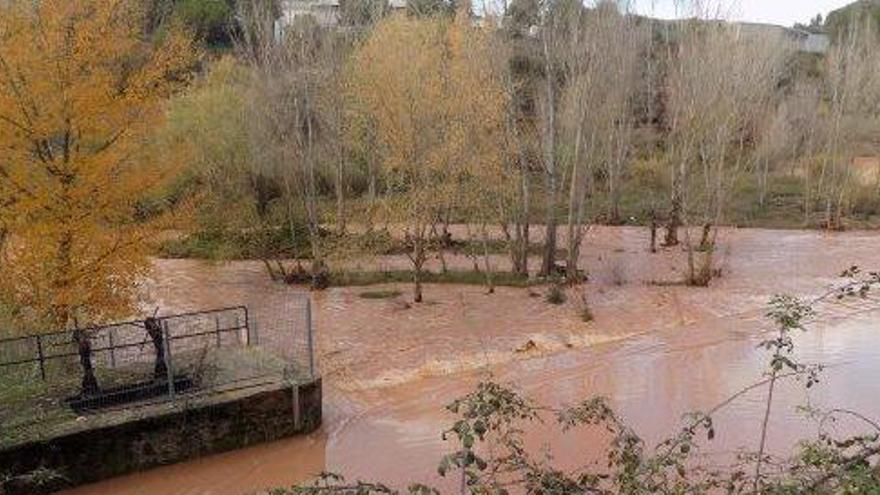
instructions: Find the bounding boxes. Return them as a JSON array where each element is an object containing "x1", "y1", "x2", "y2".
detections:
[{"x1": 61, "y1": 226, "x2": 880, "y2": 494}]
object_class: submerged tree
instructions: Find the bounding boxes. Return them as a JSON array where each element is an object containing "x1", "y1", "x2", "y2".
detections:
[
  {"x1": 227, "y1": 3, "x2": 359, "y2": 288},
  {"x1": 664, "y1": 17, "x2": 790, "y2": 285},
  {"x1": 346, "y1": 11, "x2": 508, "y2": 302},
  {"x1": 556, "y1": 0, "x2": 648, "y2": 282},
  {"x1": 346, "y1": 14, "x2": 447, "y2": 302}
]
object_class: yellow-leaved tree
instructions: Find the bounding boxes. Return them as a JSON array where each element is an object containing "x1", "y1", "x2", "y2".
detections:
[
  {"x1": 0, "y1": 0, "x2": 198, "y2": 335},
  {"x1": 346, "y1": 10, "x2": 508, "y2": 302}
]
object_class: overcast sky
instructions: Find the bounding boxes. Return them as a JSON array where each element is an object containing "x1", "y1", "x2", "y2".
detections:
[{"x1": 629, "y1": 0, "x2": 856, "y2": 27}]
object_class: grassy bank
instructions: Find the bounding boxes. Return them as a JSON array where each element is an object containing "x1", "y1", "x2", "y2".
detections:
[
  {"x1": 158, "y1": 227, "x2": 545, "y2": 262},
  {"x1": 160, "y1": 175, "x2": 880, "y2": 263},
  {"x1": 157, "y1": 227, "x2": 312, "y2": 260},
  {"x1": 328, "y1": 269, "x2": 534, "y2": 288}
]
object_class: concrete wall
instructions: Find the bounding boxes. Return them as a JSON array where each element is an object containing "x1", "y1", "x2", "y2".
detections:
[{"x1": 0, "y1": 379, "x2": 321, "y2": 495}]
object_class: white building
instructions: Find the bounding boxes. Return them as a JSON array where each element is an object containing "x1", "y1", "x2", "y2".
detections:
[
  {"x1": 276, "y1": 0, "x2": 408, "y2": 30},
  {"x1": 734, "y1": 22, "x2": 830, "y2": 54},
  {"x1": 277, "y1": 0, "x2": 342, "y2": 28}
]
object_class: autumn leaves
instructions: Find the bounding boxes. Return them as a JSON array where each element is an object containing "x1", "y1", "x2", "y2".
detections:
[
  {"x1": 346, "y1": 12, "x2": 510, "y2": 301},
  {"x1": 0, "y1": 0, "x2": 198, "y2": 331}
]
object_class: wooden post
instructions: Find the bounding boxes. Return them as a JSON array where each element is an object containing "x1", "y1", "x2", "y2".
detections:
[{"x1": 215, "y1": 315, "x2": 221, "y2": 348}]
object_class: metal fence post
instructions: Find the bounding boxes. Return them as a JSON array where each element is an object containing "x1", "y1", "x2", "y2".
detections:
[
  {"x1": 108, "y1": 327, "x2": 117, "y2": 368},
  {"x1": 306, "y1": 297, "x2": 315, "y2": 379},
  {"x1": 214, "y1": 315, "x2": 221, "y2": 348},
  {"x1": 162, "y1": 321, "x2": 175, "y2": 401},
  {"x1": 243, "y1": 307, "x2": 250, "y2": 342},
  {"x1": 35, "y1": 335, "x2": 46, "y2": 381},
  {"x1": 236, "y1": 315, "x2": 247, "y2": 346}
]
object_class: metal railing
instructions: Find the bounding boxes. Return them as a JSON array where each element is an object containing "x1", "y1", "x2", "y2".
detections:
[
  {"x1": 0, "y1": 306, "x2": 250, "y2": 382},
  {"x1": 0, "y1": 299, "x2": 316, "y2": 448}
]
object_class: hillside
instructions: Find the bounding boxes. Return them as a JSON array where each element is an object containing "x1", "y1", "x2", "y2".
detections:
[{"x1": 826, "y1": 0, "x2": 880, "y2": 37}]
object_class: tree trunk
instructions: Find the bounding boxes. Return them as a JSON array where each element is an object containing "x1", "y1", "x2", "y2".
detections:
[
  {"x1": 683, "y1": 224, "x2": 697, "y2": 286},
  {"x1": 803, "y1": 160, "x2": 812, "y2": 227},
  {"x1": 835, "y1": 187, "x2": 846, "y2": 230},
  {"x1": 413, "y1": 252, "x2": 424, "y2": 303},
  {"x1": 609, "y1": 185, "x2": 621, "y2": 225},
  {"x1": 566, "y1": 127, "x2": 587, "y2": 283},
  {"x1": 73, "y1": 328, "x2": 100, "y2": 397},
  {"x1": 698, "y1": 222, "x2": 712, "y2": 252},
  {"x1": 825, "y1": 197, "x2": 833, "y2": 230},
  {"x1": 410, "y1": 229, "x2": 426, "y2": 303},
  {"x1": 665, "y1": 202, "x2": 681, "y2": 246},
  {"x1": 757, "y1": 157, "x2": 769, "y2": 208},
  {"x1": 649, "y1": 209, "x2": 658, "y2": 254},
  {"x1": 480, "y1": 224, "x2": 495, "y2": 294},
  {"x1": 413, "y1": 269, "x2": 423, "y2": 303},
  {"x1": 521, "y1": 190, "x2": 531, "y2": 276},
  {"x1": 664, "y1": 169, "x2": 682, "y2": 247},
  {"x1": 502, "y1": 223, "x2": 522, "y2": 275},
  {"x1": 368, "y1": 165, "x2": 377, "y2": 206},
  {"x1": 608, "y1": 128, "x2": 624, "y2": 226},
  {"x1": 508, "y1": 100, "x2": 531, "y2": 277},
  {"x1": 335, "y1": 150, "x2": 346, "y2": 235},
  {"x1": 144, "y1": 317, "x2": 168, "y2": 382},
  {"x1": 516, "y1": 154, "x2": 531, "y2": 276},
  {"x1": 55, "y1": 230, "x2": 100, "y2": 397},
  {"x1": 543, "y1": 195, "x2": 558, "y2": 277},
  {"x1": 466, "y1": 224, "x2": 481, "y2": 273},
  {"x1": 262, "y1": 258, "x2": 280, "y2": 281},
  {"x1": 304, "y1": 100, "x2": 327, "y2": 289},
  {"x1": 432, "y1": 222, "x2": 449, "y2": 274},
  {"x1": 540, "y1": 28, "x2": 558, "y2": 278}
]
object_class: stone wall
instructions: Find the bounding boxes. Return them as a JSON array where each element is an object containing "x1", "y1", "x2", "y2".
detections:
[{"x1": 0, "y1": 378, "x2": 321, "y2": 495}]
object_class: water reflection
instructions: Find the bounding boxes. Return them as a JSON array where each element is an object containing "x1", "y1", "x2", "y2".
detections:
[{"x1": 60, "y1": 429, "x2": 327, "y2": 495}]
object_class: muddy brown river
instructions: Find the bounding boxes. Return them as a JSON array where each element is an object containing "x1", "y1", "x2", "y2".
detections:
[{"x1": 60, "y1": 227, "x2": 880, "y2": 494}]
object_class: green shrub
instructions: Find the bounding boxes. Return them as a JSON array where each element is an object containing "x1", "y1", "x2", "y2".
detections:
[
  {"x1": 545, "y1": 284, "x2": 566, "y2": 305},
  {"x1": 175, "y1": 0, "x2": 234, "y2": 46},
  {"x1": 157, "y1": 225, "x2": 312, "y2": 260},
  {"x1": 329, "y1": 270, "x2": 532, "y2": 288},
  {"x1": 358, "y1": 290, "x2": 403, "y2": 299}
]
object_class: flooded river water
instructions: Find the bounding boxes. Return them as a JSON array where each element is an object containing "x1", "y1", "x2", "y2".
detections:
[{"x1": 60, "y1": 227, "x2": 880, "y2": 494}]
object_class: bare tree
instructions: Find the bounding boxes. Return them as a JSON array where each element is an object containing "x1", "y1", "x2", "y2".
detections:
[
  {"x1": 497, "y1": 1, "x2": 542, "y2": 277},
  {"x1": 819, "y1": 17, "x2": 880, "y2": 229},
  {"x1": 236, "y1": 5, "x2": 350, "y2": 287},
  {"x1": 665, "y1": 16, "x2": 791, "y2": 285},
  {"x1": 783, "y1": 82, "x2": 825, "y2": 226},
  {"x1": 346, "y1": 11, "x2": 508, "y2": 302},
  {"x1": 538, "y1": 2, "x2": 560, "y2": 278},
  {"x1": 558, "y1": 1, "x2": 647, "y2": 282}
]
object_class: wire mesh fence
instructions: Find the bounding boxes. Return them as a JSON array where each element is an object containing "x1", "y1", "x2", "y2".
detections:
[{"x1": 0, "y1": 296, "x2": 315, "y2": 449}]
